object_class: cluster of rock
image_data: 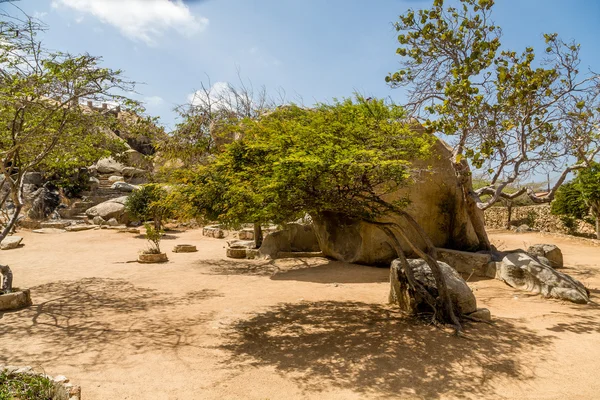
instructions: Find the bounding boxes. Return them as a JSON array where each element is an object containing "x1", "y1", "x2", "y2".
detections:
[{"x1": 0, "y1": 365, "x2": 81, "y2": 400}]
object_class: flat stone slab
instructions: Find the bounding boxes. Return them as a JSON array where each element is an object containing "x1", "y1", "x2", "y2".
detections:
[
  {"x1": 0, "y1": 236, "x2": 23, "y2": 250},
  {"x1": 32, "y1": 228, "x2": 67, "y2": 234},
  {"x1": 0, "y1": 289, "x2": 32, "y2": 311},
  {"x1": 40, "y1": 221, "x2": 71, "y2": 229},
  {"x1": 117, "y1": 227, "x2": 140, "y2": 234},
  {"x1": 65, "y1": 225, "x2": 96, "y2": 232},
  {"x1": 277, "y1": 251, "x2": 325, "y2": 258}
]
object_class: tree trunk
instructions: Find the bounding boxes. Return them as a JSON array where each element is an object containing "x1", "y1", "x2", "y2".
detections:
[
  {"x1": 0, "y1": 265, "x2": 13, "y2": 294},
  {"x1": 253, "y1": 222, "x2": 263, "y2": 249},
  {"x1": 596, "y1": 215, "x2": 600, "y2": 241},
  {"x1": 506, "y1": 202, "x2": 513, "y2": 230},
  {"x1": 0, "y1": 176, "x2": 24, "y2": 244},
  {"x1": 0, "y1": 204, "x2": 21, "y2": 244},
  {"x1": 453, "y1": 160, "x2": 491, "y2": 250}
]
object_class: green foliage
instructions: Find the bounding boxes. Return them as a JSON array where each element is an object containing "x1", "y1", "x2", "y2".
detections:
[
  {"x1": 551, "y1": 181, "x2": 589, "y2": 220},
  {"x1": 170, "y1": 96, "x2": 434, "y2": 226},
  {"x1": 125, "y1": 184, "x2": 173, "y2": 229},
  {"x1": 0, "y1": 370, "x2": 54, "y2": 400},
  {"x1": 143, "y1": 223, "x2": 163, "y2": 254},
  {"x1": 388, "y1": 0, "x2": 600, "y2": 208}
]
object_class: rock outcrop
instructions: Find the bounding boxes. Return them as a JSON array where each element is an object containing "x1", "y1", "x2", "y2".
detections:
[
  {"x1": 497, "y1": 252, "x2": 589, "y2": 304},
  {"x1": 389, "y1": 259, "x2": 477, "y2": 315},
  {"x1": 527, "y1": 244, "x2": 563, "y2": 268},
  {"x1": 258, "y1": 223, "x2": 321, "y2": 259},
  {"x1": 313, "y1": 139, "x2": 481, "y2": 265},
  {"x1": 85, "y1": 196, "x2": 129, "y2": 224}
]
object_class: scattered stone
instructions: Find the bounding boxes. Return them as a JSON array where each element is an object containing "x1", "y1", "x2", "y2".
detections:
[
  {"x1": 111, "y1": 181, "x2": 138, "y2": 192},
  {"x1": 108, "y1": 175, "x2": 124, "y2": 183},
  {"x1": 0, "y1": 236, "x2": 23, "y2": 250},
  {"x1": 238, "y1": 228, "x2": 254, "y2": 240},
  {"x1": 40, "y1": 220, "x2": 71, "y2": 229},
  {"x1": 92, "y1": 216, "x2": 106, "y2": 225},
  {"x1": 515, "y1": 224, "x2": 532, "y2": 233},
  {"x1": 117, "y1": 227, "x2": 140, "y2": 234},
  {"x1": 96, "y1": 157, "x2": 125, "y2": 174},
  {"x1": 66, "y1": 225, "x2": 96, "y2": 232},
  {"x1": 389, "y1": 258, "x2": 477, "y2": 315},
  {"x1": 203, "y1": 225, "x2": 225, "y2": 239},
  {"x1": 121, "y1": 166, "x2": 147, "y2": 178},
  {"x1": 173, "y1": 244, "x2": 197, "y2": 253},
  {"x1": 227, "y1": 246, "x2": 248, "y2": 259},
  {"x1": 53, "y1": 375, "x2": 69, "y2": 383},
  {"x1": 498, "y1": 252, "x2": 589, "y2": 304},
  {"x1": 107, "y1": 218, "x2": 119, "y2": 227},
  {"x1": 527, "y1": 244, "x2": 564, "y2": 268},
  {"x1": 467, "y1": 308, "x2": 492, "y2": 321},
  {"x1": 85, "y1": 196, "x2": 129, "y2": 223},
  {"x1": 32, "y1": 228, "x2": 67, "y2": 234}
]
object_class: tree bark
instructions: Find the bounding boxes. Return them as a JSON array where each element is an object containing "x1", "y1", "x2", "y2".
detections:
[
  {"x1": 0, "y1": 265, "x2": 13, "y2": 294},
  {"x1": 506, "y1": 202, "x2": 513, "y2": 230},
  {"x1": 253, "y1": 222, "x2": 263, "y2": 249}
]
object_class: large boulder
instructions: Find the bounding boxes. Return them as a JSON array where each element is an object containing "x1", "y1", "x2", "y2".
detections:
[
  {"x1": 96, "y1": 157, "x2": 125, "y2": 174},
  {"x1": 0, "y1": 236, "x2": 23, "y2": 250},
  {"x1": 313, "y1": 139, "x2": 481, "y2": 265},
  {"x1": 498, "y1": 252, "x2": 589, "y2": 304},
  {"x1": 111, "y1": 182, "x2": 138, "y2": 192},
  {"x1": 527, "y1": 244, "x2": 563, "y2": 268},
  {"x1": 390, "y1": 259, "x2": 477, "y2": 315},
  {"x1": 259, "y1": 223, "x2": 321, "y2": 259},
  {"x1": 85, "y1": 196, "x2": 129, "y2": 223}
]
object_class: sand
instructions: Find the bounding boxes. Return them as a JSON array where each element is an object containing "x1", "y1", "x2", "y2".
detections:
[{"x1": 1, "y1": 227, "x2": 599, "y2": 400}]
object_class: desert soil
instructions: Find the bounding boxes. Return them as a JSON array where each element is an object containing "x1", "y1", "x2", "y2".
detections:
[{"x1": 1, "y1": 227, "x2": 599, "y2": 400}]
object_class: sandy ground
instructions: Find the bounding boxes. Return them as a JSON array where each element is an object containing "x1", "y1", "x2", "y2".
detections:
[{"x1": 1, "y1": 227, "x2": 600, "y2": 400}]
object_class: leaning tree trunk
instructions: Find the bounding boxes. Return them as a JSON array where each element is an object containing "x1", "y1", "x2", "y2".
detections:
[
  {"x1": 374, "y1": 216, "x2": 462, "y2": 332},
  {"x1": 0, "y1": 265, "x2": 13, "y2": 294},
  {"x1": 253, "y1": 223, "x2": 263, "y2": 249},
  {"x1": 0, "y1": 184, "x2": 24, "y2": 244},
  {"x1": 454, "y1": 160, "x2": 491, "y2": 250}
]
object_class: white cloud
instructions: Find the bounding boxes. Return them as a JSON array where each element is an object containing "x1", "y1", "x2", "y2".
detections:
[
  {"x1": 51, "y1": 0, "x2": 209, "y2": 45},
  {"x1": 144, "y1": 96, "x2": 164, "y2": 106},
  {"x1": 187, "y1": 81, "x2": 231, "y2": 108}
]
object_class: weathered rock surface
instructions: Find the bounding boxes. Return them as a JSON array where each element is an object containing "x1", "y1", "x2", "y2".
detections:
[
  {"x1": 312, "y1": 139, "x2": 481, "y2": 265},
  {"x1": 0, "y1": 289, "x2": 32, "y2": 311},
  {"x1": 96, "y1": 157, "x2": 125, "y2": 174},
  {"x1": 0, "y1": 236, "x2": 23, "y2": 250},
  {"x1": 85, "y1": 196, "x2": 129, "y2": 223},
  {"x1": 108, "y1": 175, "x2": 124, "y2": 182},
  {"x1": 498, "y1": 253, "x2": 589, "y2": 304},
  {"x1": 467, "y1": 308, "x2": 492, "y2": 321},
  {"x1": 40, "y1": 221, "x2": 71, "y2": 229},
  {"x1": 66, "y1": 224, "x2": 96, "y2": 232},
  {"x1": 203, "y1": 225, "x2": 225, "y2": 239},
  {"x1": 173, "y1": 244, "x2": 197, "y2": 253},
  {"x1": 390, "y1": 259, "x2": 477, "y2": 315},
  {"x1": 111, "y1": 181, "x2": 138, "y2": 192},
  {"x1": 527, "y1": 244, "x2": 563, "y2": 268},
  {"x1": 122, "y1": 167, "x2": 147, "y2": 178},
  {"x1": 107, "y1": 218, "x2": 119, "y2": 226},
  {"x1": 437, "y1": 248, "x2": 491, "y2": 276},
  {"x1": 259, "y1": 223, "x2": 321, "y2": 259},
  {"x1": 92, "y1": 216, "x2": 106, "y2": 225},
  {"x1": 32, "y1": 228, "x2": 66, "y2": 234}
]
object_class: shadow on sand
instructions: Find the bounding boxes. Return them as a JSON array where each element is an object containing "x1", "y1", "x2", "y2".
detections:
[
  {"x1": 0, "y1": 278, "x2": 221, "y2": 367},
  {"x1": 221, "y1": 301, "x2": 554, "y2": 399}
]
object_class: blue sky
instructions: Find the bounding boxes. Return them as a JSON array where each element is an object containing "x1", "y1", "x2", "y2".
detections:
[{"x1": 6, "y1": 0, "x2": 600, "y2": 131}]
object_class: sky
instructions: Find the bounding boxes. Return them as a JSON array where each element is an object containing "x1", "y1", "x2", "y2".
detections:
[{"x1": 3, "y1": 0, "x2": 600, "y2": 131}]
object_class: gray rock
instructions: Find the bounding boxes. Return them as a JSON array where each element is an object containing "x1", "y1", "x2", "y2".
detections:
[
  {"x1": 0, "y1": 236, "x2": 23, "y2": 250},
  {"x1": 85, "y1": 196, "x2": 129, "y2": 223},
  {"x1": 89, "y1": 176, "x2": 100, "y2": 190},
  {"x1": 121, "y1": 167, "x2": 147, "y2": 178},
  {"x1": 66, "y1": 225, "x2": 96, "y2": 232},
  {"x1": 259, "y1": 223, "x2": 320, "y2": 259},
  {"x1": 111, "y1": 181, "x2": 138, "y2": 192},
  {"x1": 107, "y1": 218, "x2": 119, "y2": 226},
  {"x1": 499, "y1": 252, "x2": 589, "y2": 304},
  {"x1": 437, "y1": 248, "x2": 491, "y2": 277},
  {"x1": 527, "y1": 244, "x2": 563, "y2": 268},
  {"x1": 390, "y1": 259, "x2": 477, "y2": 315},
  {"x1": 467, "y1": 308, "x2": 492, "y2": 321},
  {"x1": 108, "y1": 175, "x2": 124, "y2": 183},
  {"x1": 92, "y1": 216, "x2": 106, "y2": 226},
  {"x1": 23, "y1": 172, "x2": 43, "y2": 186},
  {"x1": 32, "y1": 228, "x2": 66, "y2": 234},
  {"x1": 515, "y1": 224, "x2": 531, "y2": 233},
  {"x1": 96, "y1": 157, "x2": 125, "y2": 174}
]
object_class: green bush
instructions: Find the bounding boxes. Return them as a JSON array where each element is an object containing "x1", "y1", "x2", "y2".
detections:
[
  {"x1": 0, "y1": 370, "x2": 54, "y2": 400},
  {"x1": 125, "y1": 184, "x2": 173, "y2": 229}
]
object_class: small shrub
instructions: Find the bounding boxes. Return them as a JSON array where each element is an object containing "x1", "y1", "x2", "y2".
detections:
[
  {"x1": 560, "y1": 215, "x2": 578, "y2": 234},
  {"x1": 125, "y1": 184, "x2": 173, "y2": 229},
  {"x1": 0, "y1": 370, "x2": 54, "y2": 400},
  {"x1": 525, "y1": 210, "x2": 537, "y2": 227},
  {"x1": 144, "y1": 223, "x2": 163, "y2": 254}
]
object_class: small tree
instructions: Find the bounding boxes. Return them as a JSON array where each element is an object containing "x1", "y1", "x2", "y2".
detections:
[
  {"x1": 175, "y1": 97, "x2": 466, "y2": 331},
  {"x1": 0, "y1": 10, "x2": 139, "y2": 243},
  {"x1": 387, "y1": 0, "x2": 600, "y2": 249},
  {"x1": 125, "y1": 184, "x2": 172, "y2": 230},
  {"x1": 552, "y1": 164, "x2": 600, "y2": 238}
]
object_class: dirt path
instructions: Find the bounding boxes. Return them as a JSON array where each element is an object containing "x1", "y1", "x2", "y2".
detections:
[{"x1": 1, "y1": 228, "x2": 599, "y2": 399}]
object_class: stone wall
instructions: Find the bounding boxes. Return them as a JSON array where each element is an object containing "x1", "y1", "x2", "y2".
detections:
[{"x1": 484, "y1": 204, "x2": 595, "y2": 235}]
